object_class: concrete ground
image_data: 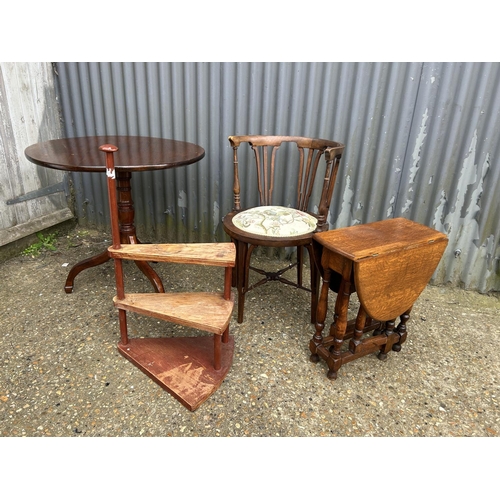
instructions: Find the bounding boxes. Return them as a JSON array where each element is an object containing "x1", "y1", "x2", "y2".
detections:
[{"x1": 1, "y1": 226, "x2": 499, "y2": 439}]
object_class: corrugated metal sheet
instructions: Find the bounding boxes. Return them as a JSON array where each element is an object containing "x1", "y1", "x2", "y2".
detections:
[
  {"x1": 54, "y1": 62, "x2": 500, "y2": 292},
  {"x1": 396, "y1": 62, "x2": 500, "y2": 292}
]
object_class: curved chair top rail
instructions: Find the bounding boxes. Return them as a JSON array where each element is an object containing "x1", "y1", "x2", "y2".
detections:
[{"x1": 228, "y1": 135, "x2": 344, "y2": 156}]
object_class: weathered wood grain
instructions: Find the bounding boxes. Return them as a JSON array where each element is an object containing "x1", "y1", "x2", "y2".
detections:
[
  {"x1": 108, "y1": 243, "x2": 236, "y2": 267},
  {"x1": 311, "y1": 217, "x2": 448, "y2": 380},
  {"x1": 118, "y1": 336, "x2": 235, "y2": 411},
  {"x1": 313, "y1": 217, "x2": 447, "y2": 262},
  {"x1": 114, "y1": 292, "x2": 234, "y2": 335}
]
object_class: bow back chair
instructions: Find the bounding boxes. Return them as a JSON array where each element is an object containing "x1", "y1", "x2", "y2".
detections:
[
  {"x1": 223, "y1": 135, "x2": 344, "y2": 324},
  {"x1": 101, "y1": 144, "x2": 236, "y2": 411}
]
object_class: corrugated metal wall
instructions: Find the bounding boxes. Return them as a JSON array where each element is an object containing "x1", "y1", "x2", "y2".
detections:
[{"x1": 54, "y1": 62, "x2": 500, "y2": 292}]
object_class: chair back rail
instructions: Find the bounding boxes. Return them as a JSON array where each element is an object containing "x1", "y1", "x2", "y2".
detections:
[{"x1": 228, "y1": 136, "x2": 344, "y2": 231}]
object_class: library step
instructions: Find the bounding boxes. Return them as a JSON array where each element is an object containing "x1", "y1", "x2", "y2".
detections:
[
  {"x1": 108, "y1": 242, "x2": 236, "y2": 266},
  {"x1": 113, "y1": 292, "x2": 234, "y2": 335},
  {"x1": 118, "y1": 336, "x2": 235, "y2": 411}
]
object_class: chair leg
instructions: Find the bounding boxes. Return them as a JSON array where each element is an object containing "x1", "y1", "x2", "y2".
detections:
[
  {"x1": 311, "y1": 264, "x2": 319, "y2": 324},
  {"x1": 297, "y1": 245, "x2": 303, "y2": 288},
  {"x1": 306, "y1": 244, "x2": 319, "y2": 324},
  {"x1": 230, "y1": 238, "x2": 237, "y2": 288},
  {"x1": 236, "y1": 240, "x2": 248, "y2": 323}
]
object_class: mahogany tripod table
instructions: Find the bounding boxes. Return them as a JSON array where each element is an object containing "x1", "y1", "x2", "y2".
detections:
[
  {"x1": 309, "y1": 218, "x2": 448, "y2": 380},
  {"x1": 25, "y1": 136, "x2": 205, "y2": 293}
]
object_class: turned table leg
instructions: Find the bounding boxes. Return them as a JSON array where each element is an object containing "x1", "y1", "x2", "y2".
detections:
[
  {"x1": 392, "y1": 308, "x2": 412, "y2": 352},
  {"x1": 326, "y1": 278, "x2": 351, "y2": 379},
  {"x1": 349, "y1": 306, "x2": 367, "y2": 353},
  {"x1": 116, "y1": 171, "x2": 164, "y2": 293},
  {"x1": 309, "y1": 268, "x2": 331, "y2": 363},
  {"x1": 377, "y1": 319, "x2": 397, "y2": 361},
  {"x1": 64, "y1": 170, "x2": 165, "y2": 293}
]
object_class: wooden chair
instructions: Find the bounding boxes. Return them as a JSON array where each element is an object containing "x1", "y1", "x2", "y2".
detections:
[
  {"x1": 222, "y1": 135, "x2": 344, "y2": 324},
  {"x1": 100, "y1": 144, "x2": 236, "y2": 411}
]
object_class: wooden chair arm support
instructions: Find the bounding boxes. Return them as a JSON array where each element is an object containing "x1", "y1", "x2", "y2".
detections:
[{"x1": 108, "y1": 243, "x2": 236, "y2": 267}]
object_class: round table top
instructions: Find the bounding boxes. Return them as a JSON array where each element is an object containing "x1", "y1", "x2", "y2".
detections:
[{"x1": 25, "y1": 136, "x2": 205, "y2": 172}]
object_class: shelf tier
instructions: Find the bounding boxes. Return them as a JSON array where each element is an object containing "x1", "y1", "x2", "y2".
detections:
[
  {"x1": 114, "y1": 292, "x2": 234, "y2": 335},
  {"x1": 118, "y1": 336, "x2": 234, "y2": 411}
]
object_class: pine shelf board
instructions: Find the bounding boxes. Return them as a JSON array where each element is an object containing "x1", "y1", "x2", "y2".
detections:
[
  {"x1": 108, "y1": 243, "x2": 236, "y2": 267},
  {"x1": 114, "y1": 292, "x2": 234, "y2": 335}
]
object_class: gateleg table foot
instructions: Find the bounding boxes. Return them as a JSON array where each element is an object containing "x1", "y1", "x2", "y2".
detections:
[
  {"x1": 377, "y1": 352, "x2": 388, "y2": 361},
  {"x1": 310, "y1": 353, "x2": 320, "y2": 363}
]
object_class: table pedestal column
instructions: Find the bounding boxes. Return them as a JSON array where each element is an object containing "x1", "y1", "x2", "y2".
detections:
[{"x1": 64, "y1": 171, "x2": 164, "y2": 293}]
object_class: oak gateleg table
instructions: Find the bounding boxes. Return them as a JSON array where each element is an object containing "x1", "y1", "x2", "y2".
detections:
[{"x1": 25, "y1": 136, "x2": 205, "y2": 293}]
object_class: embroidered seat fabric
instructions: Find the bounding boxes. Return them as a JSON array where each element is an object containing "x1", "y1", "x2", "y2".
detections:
[{"x1": 232, "y1": 206, "x2": 317, "y2": 237}]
